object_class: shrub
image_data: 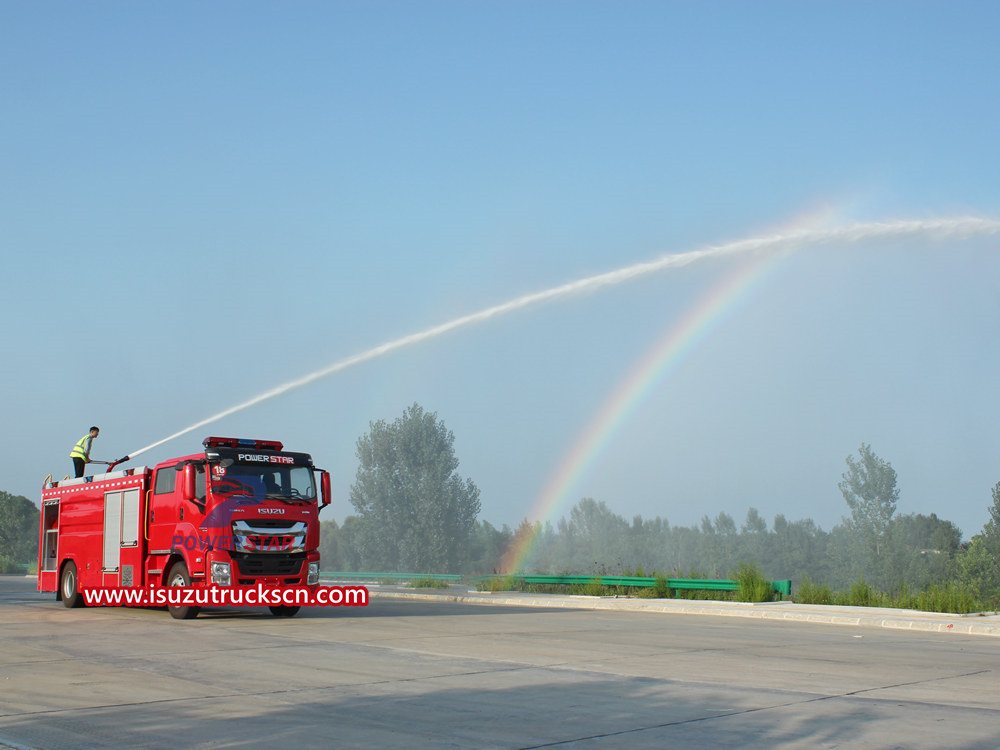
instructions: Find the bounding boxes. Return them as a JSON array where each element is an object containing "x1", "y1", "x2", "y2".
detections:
[
  {"x1": 846, "y1": 576, "x2": 884, "y2": 607},
  {"x1": 652, "y1": 574, "x2": 673, "y2": 598},
  {"x1": 795, "y1": 577, "x2": 833, "y2": 605},
  {"x1": 579, "y1": 577, "x2": 610, "y2": 597},
  {"x1": 632, "y1": 575, "x2": 672, "y2": 598},
  {"x1": 910, "y1": 582, "x2": 982, "y2": 615},
  {"x1": 733, "y1": 561, "x2": 775, "y2": 603}
]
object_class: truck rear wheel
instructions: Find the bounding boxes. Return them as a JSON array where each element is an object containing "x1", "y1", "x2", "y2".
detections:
[
  {"x1": 269, "y1": 605, "x2": 300, "y2": 617},
  {"x1": 166, "y1": 561, "x2": 200, "y2": 620},
  {"x1": 60, "y1": 561, "x2": 84, "y2": 608}
]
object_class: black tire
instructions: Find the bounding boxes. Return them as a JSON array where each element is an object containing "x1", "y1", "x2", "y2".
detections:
[
  {"x1": 166, "y1": 561, "x2": 200, "y2": 620},
  {"x1": 269, "y1": 605, "x2": 301, "y2": 617},
  {"x1": 60, "y1": 561, "x2": 84, "y2": 608}
]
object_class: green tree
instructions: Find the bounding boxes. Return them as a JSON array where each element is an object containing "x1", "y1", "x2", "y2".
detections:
[
  {"x1": 982, "y1": 482, "x2": 1000, "y2": 562},
  {"x1": 771, "y1": 515, "x2": 830, "y2": 586},
  {"x1": 740, "y1": 507, "x2": 770, "y2": 564},
  {"x1": 349, "y1": 404, "x2": 481, "y2": 572},
  {"x1": 839, "y1": 443, "x2": 899, "y2": 559},
  {"x1": 317, "y1": 519, "x2": 342, "y2": 571},
  {"x1": 336, "y1": 515, "x2": 365, "y2": 572},
  {"x1": 566, "y1": 498, "x2": 629, "y2": 571},
  {"x1": 713, "y1": 512, "x2": 738, "y2": 573},
  {"x1": 880, "y1": 513, "x2": 961, "y2": 591},
  {"x1": 468, "y1": 520, "x2": 512, "y2": 575},
  {"x1": 0, "y1": 491, "x2": 39, "y2": 567},
  {"x1": 953, "y1": 482, "x2": 1000, "y2": 605},
  {"x1": 954, "y1": 536, "x2": 1000, "y2": 608},
  {"x1": 502, "y1": 518, "x2": 544, "y2": 573}
]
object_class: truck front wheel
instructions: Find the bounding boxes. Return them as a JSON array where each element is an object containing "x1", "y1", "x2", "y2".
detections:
[
  {"x1": 60, "y1": 562, "x2": 84, "y2": 608},
  {"x1": 166, "y1": 561, "x2": 200, "y2": 620},
  {"x1": 269, "y1": 605, "x2": 300, "y2": 617}
]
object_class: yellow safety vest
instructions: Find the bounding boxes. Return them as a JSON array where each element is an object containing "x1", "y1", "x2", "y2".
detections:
[{"x1": 70, "y1": 434, "x2": 94, "y2": 460}]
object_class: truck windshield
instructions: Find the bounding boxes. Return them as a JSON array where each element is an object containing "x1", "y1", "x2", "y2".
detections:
[{"x1": 210, "y1": 463, "x2": 316, "y2": 503}]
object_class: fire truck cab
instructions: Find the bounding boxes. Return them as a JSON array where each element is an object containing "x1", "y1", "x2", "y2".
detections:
[{"x1": 38, "y1": 437, "x2": 331, "y2": 619}]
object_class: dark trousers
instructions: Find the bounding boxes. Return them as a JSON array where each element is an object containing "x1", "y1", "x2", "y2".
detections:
[{"x1": 72, "y1": 457, "x2": 86, "y2": 478}]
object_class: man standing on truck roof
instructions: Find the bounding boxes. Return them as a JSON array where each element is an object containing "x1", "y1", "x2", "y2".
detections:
[{"x1": 70, "y1": 426, "x2": 99, "y2": 478}]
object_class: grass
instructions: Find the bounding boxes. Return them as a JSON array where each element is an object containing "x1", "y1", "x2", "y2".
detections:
[
  {"x1": 580, "y1": 577, "x2": 609, "y2": 596},
  {"x1": 846, "y1": 576, "x2": 881, "y2": 607},
  {"x1": 793, "y1": 576, "x2": 988, "y2": 615},
  {"x1": 477, "y1": 575, "x2": 522, "y2": 592},
  {"x1": 794, "y1": 577, "x2": 833, "y2": 605},
  {"x1": 873, "y1": 581, "x2": 984, "y2": 614},
  {"x1": 405, "y1": 577, "x2": 451, "y2": 589}
]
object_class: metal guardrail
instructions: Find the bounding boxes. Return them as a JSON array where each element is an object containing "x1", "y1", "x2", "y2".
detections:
[
  {"x1": 320, "y1": 572, "x2": 792, "y2": 597},
  {"x1": 470, "y1": 574, "x2": 793, "y2": 597},
  {"x1": 320, "y1": 572, "x2": 463, "y2": 583}
]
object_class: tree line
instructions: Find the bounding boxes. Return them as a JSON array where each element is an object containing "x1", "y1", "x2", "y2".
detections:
[
  {"x1": 319, "y1": 406, "x2": 1000, "y2": 607},
  {"x1": 324, "y1": 495, "x2": 985, "y2": 593},
  {"x1": 0, "y1": 491, "x2": 38, "y2": 573}
]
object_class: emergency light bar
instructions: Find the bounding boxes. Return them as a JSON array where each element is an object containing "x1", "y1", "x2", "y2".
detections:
[{"x1": 202, "y1": 437, "x2": 285, "y2": 451}]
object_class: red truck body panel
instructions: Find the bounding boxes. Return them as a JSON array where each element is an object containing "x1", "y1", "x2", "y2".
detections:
[{"x1": 39, "y1": 470, "x2": 148, "y2": 593}]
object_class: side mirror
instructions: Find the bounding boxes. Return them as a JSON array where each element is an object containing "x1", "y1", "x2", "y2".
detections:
[
  {"x1": 320, "y1": 471, "x2": 332, "y2": 506},
  {"x1": 182, "y1": 464, "x2": 197, "y2": 501}
]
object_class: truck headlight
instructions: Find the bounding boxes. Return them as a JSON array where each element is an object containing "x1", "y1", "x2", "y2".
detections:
[
  {"x1": 308, "y1": 562, "x2": 320, "y2": 585},
  {"x1": 211, "y1": 562, "x2": 232, "y2": 586}
]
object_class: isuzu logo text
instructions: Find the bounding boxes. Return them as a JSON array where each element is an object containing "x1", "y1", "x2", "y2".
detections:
[{"x1": 259, "y1": 508, "x2": 286, "y2": 515}]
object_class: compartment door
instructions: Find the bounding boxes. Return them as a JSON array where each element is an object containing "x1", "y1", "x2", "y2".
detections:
[
  {"x1": 103, "y1": 491, "x2": 122, "y2": 572},
  {"x1": 121, "y1": 488, "x2": 140, "y2": 547}
]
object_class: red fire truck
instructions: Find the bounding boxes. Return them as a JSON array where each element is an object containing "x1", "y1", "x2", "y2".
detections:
[{"x1": 38, "y1": 437, "x2": 331, "y2": 619}]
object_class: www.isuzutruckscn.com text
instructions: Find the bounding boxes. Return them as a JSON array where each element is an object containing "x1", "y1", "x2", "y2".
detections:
[{"x1": 81, "y1": 584, "x2": 369, "y2": 608}]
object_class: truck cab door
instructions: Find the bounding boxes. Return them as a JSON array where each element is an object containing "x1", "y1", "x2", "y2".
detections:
[
  {"x1": 148, "y1": 464, "x2": 206, "y2": 552},
  {"x1": 148, "y1": 465, "x2": 183, "y2": 551}
]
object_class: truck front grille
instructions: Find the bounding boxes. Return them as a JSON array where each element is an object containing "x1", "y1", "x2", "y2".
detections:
[
  {"x1": 231, "y1": 519, "x2": 307, "y2": 554},
  {"x1": 231, "y1": 553, "x2": 304, "y2": 577}
]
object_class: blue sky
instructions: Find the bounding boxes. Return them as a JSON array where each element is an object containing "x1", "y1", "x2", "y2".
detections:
[{"x1": 3, "y1": 2, "x2": 999, "y2": 539}]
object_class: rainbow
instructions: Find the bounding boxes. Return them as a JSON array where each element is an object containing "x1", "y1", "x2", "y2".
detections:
[{"x1": 500, "y1": 209, "x2": 841, "y2": 573}]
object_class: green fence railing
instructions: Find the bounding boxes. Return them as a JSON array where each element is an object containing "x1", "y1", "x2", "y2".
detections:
[
  {"x1": 469, "y1": 574, "x2": 792, "y2": 597},
  {"x1": 320, "y1": 572, "x2": 792, "y2": 597},
  {"x1": 320, "y1": 572, "x2": 463, "y2": 583}
]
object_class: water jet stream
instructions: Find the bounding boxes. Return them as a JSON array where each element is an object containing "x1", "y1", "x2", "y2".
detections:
[{"x1": 125, "y1": 217, "x2": 1000, "y2": 460}]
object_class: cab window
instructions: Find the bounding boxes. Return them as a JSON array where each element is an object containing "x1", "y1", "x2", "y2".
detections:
[{"x1": 154, "y1": 466, "x2": 177, "y2": 494}]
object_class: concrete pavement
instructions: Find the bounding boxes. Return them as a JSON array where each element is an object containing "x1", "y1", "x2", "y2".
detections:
[{"x1": 4, "y1": 577, "x2": 1000, "y2": 749}]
